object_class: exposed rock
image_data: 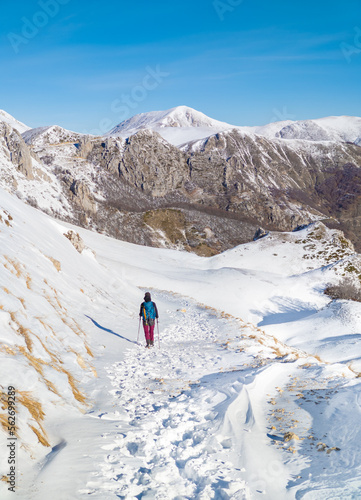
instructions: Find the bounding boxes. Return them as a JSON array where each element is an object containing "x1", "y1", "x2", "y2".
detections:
[
  {"x1": 76, "y1": 136, "x2": 94, "y2": 158},
  {"x1": 48, "y1": 128, "x2": 361, "y2": 252},
  {"x1": 69, "y1": 180, "x2": 97, "y2": 214},
  {"x1": 47, "y1": 256, "x2": 61, "y2": 272},
  {"x1": 143, "y1": 208, "x2": 223, "y2": 256},
  {"x1": 293, "y1": 224, "x2": 310, "y2": 232},
  {"x1": 119, "y1": 131, "x2": 189, "y2": 196},
  {"x1": 1, "y1": 123, "x2": 33, "y2": 179},
  {"x1": 84, "y1": 136, "x2": 124, "y2": 176},
  {"x1": 85, "y1": 130, "x2": 189, "y2": 196},
  {"x1": 326, "y1": 447, "x2": 341, "y2": 454},
  {"x1": 64, "y1": 231, "x2": 85, "y2": 253},
  {"x1": 253, "y1": 228, "x2": 269, "y2": 241},
  {"x1": 186, "y1": 130, "x2": 361, "y2": 229},
  {"x1": 316, "y1": 442, "x2": 327, "y2": 451},
  {"x1": 284, "y1": 432, "x2": 300, "y2": 442}
]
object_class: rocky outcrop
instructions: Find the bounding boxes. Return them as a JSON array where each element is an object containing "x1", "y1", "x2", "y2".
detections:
[
  {"x1": 69, "y1": 179, "x2": 97, "y2": 214},
  {"x1": 118, "y1": 131, "x2": 189, "y2": 196},
  {"x1": 76, "y1": 136, "x2": 94, "y2": 157},
  {"x1": 1, "y1": 123, "x2": 33, "y2": 179},
  {"x1": 253, "y1": 228, "x2": 269, "y2": 241},
  {"x1": 85, "y1": 130, "x2": 189, "y2": 196},
  {"x1": 64, "y1": 230, "x2": 85, "y2": 253},
  {"x1": 79, "y1": 136, "x2": 123, "y2": 176},
  {"x1": 60, "y1": 169, "x2": 97, "y2": 217}
]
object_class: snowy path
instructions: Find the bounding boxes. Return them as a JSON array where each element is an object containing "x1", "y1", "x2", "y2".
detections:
[
  {"x1": 71, "y1": 290, "x2": 360, "y2": 500},
  {"x1": 80, "y1": 292, "x2": 252, "y2": 499},
  {"x1": 75, "y1": 292, "x2": 300, "y2": 499}
]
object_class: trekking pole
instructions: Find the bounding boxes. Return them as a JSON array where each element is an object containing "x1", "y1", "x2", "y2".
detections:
[
  {"x1": 137, "y1": 317, "x2": 141, "y2": 345},
  {"x1": 157, "y1": 318, "x2": 160, "y2": 349}
]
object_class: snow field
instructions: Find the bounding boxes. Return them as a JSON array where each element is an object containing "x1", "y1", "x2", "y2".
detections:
[
  {"x1": 78, "y1": 290, "x2": 354, "y2": 500},
  {"x1": 2, "y1": 186, "x2": 361, "y2": 498},
  {"x1": 72, "y1": 221, "x2": 361, "y2": 499},
  {"x1": 0, "y1": 188, "x2": 139, "y2": 499}
]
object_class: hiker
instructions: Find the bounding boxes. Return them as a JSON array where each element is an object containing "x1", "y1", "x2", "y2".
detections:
[{"x1": 139, "y1": 292, "x2": 159, "y2": 348}]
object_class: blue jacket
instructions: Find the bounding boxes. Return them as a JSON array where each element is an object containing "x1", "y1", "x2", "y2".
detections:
[{"x1": 140, "y1": 301, "x2": 159, "y2": 322}]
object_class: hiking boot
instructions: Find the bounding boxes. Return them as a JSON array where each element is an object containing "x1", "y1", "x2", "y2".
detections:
[
  {"x1": 145, "y1": 339, "x2": 150, "y2": 348},
  {"x1": 150, "y1": 340, "x2": 154, "y2": 347}
]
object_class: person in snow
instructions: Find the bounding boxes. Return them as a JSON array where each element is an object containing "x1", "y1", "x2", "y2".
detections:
[{"x1": 139, "y1": 292, "x2": 159, "y2": 348}]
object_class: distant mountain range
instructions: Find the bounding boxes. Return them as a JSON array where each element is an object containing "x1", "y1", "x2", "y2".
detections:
[
  {"x1": 1, "y1": 105, "x2": 361, "y2": 253},
  {"x1": 11, "y1": 105, "x2": 361, "y2": 147},
  {"x1": 106, "y1": 106, "x2": 361, "y2": 147}
]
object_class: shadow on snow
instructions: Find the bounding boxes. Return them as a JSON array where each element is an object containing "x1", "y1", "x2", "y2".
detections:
[
  {"x1": 258, "y1": 308, "x2": 319, "y2": 327},
  {"x1": 85, "y1": 315, "x2": 137, "y2": 344}
]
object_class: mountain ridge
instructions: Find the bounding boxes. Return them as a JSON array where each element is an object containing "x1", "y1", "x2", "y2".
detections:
[
  {"x1": 1, "y1": 105, "x2": 361, "y2": 254},
  {"x1": 105, "y1": 105, "x2": 361, "y2": 147},
  {"x1": 1, "y1": 105, "x2": 359, "y2": 149}
]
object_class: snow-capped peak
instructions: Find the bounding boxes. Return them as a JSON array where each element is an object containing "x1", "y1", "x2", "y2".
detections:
[
  {"x1": 0, "y1": 109, "x2": 31, "y2": 134},
  {"x1": 153, "y1": 105, "x2": 233, "y2": 129},
  {"x1": 109, "y1": 105, "x2": 233, "y2": 131},
  {"x1": 106, "y1": 106, "x2": 361, "y2": 148},
  {"x1": 106, "y1": 106, "x2": 236, "y2": 146},
  {"x1": 274, "y1": 115, "x2": 361, "y2": 143},
  {"x1": 22, "y1": 124, "x2": 84, "y2": 147}
]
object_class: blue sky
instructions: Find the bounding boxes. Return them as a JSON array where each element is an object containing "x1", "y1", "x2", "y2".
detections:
[{"x1": 1, "y1": 0, "x2": 361, "y2": 132}]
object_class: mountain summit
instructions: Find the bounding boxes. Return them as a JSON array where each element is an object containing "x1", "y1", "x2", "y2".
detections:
[{"x1": 106, "y1": 105, "x2": 235, "y2": 146}]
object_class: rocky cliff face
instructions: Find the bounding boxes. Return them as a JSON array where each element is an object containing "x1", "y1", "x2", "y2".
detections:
[
  {"x1": 1, "y1": 116, "x2": 361, "y2": 254},
  {"x1": 184, "y1": 131, "x2": 361, "y2": 234},
  {"x1": 82, "y1": 130, "x2": 189, "y2": 196},
  {"x1": 1, "y1": 123, "x2": 34, "y2": 179}
]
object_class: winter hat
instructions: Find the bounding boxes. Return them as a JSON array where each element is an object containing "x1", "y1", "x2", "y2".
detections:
[{"x1": 144, "y1": 292, "x2": 151, "y2": 302}]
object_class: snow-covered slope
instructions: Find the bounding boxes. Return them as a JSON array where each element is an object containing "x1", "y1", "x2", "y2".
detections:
[
  {"x1": 2, "y1": 185, "x2": 361, "y2": 498},
  {"x1": 241, "y1": 119, "x2": 294, "y2": 139},
  {"x1": 106, "y1": 105, "x2": 236, "y2": 146},
  {"x1": 72, "y1": 219, "x2": 361, "y2": 499},
  {"x1": 273, "y1": 115, "x2": 361, "y2": 143},
  {"x1": 240, "y1": 116, "x2": 361, "y2": 143},
  {"x1": 22, "y1": 125, "x2": 83, "y2": 147},
  {"x1": 0, "y1": 110, "x2": 31, "y2": 134},
  {"x1": 107, "y1": 105, "x2": 361, "y2": 147},
  {"x1": 0, "y1": 187, "x2": 140, "y2": 499}
]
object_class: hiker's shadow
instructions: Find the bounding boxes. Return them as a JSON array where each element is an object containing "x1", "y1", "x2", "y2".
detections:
[{"x1": 85, "y1": 315, "x2": 137, "y2": 344}]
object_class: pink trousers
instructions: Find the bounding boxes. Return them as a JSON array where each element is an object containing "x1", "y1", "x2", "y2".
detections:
[{"x1": 143, "y1": 323, "x2": 155, "y2": 342}]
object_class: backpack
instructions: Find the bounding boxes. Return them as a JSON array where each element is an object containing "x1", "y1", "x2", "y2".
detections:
[{"x1": 142, "y1": 301, "x2": 156, "y2": 322}]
